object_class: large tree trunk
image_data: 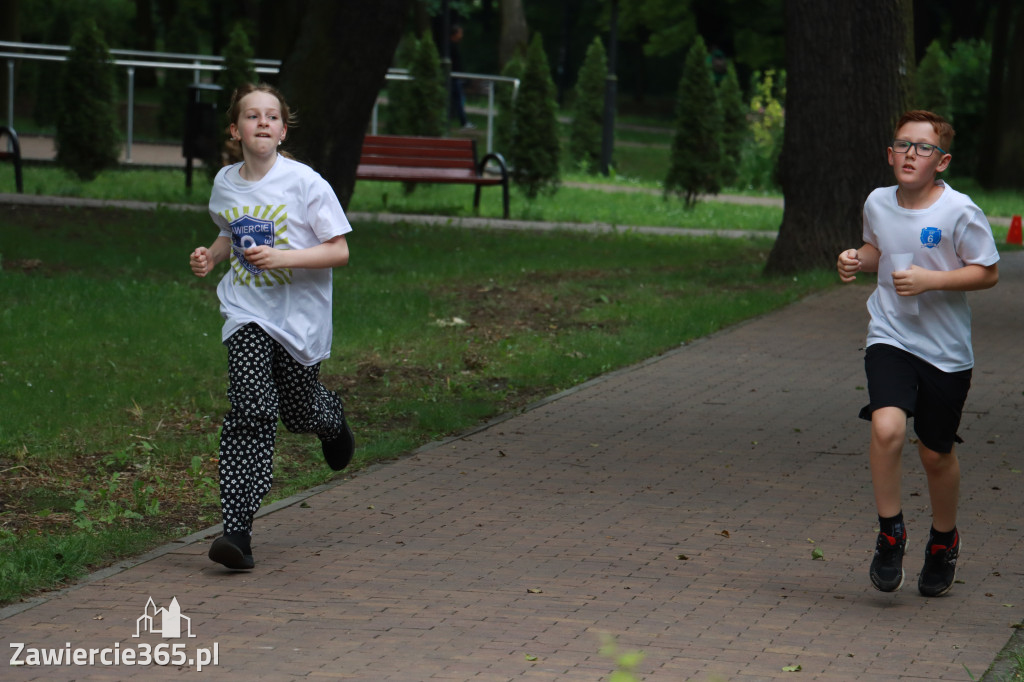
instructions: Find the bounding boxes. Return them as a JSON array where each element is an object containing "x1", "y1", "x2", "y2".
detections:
[
  {"x1": 277, "y1": 1, "x2": 410, "y2": 209},
  {"x1": 979, "y1": 0, "x2": 1024, "y2": 189},
  {"x1": 765, "y1": 0, "x2": 913, "y2": 275},
  {"x1": 499, "y1": 0, "x2": 530, "y2": 68}
]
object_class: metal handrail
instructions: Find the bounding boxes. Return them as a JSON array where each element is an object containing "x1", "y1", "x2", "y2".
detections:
[{"x1": 2, "y1": 41, "x2": 519, "y2": 161}]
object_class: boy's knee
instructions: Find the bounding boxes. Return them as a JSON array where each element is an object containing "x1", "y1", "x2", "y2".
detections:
[
  {"x1": 870, "y1": 407, "x2": 907, "y2": 447},
  {"x1": 919, "y1": 445, "x2": 956, "y2": 471}
]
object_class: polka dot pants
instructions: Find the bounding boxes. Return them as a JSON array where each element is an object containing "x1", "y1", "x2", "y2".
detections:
[{"x1": 219, "y1": 323, "x2": 345, "y2": 536}]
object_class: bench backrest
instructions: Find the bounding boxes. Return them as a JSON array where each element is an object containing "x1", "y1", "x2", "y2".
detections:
[{"x1": 360, "y1": 135, "x2": 478, "y2": 171}]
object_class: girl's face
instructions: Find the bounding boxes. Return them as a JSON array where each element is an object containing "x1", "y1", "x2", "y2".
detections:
[{"x1": 230, "y1": 90, "x2": 287, "y2": 159}]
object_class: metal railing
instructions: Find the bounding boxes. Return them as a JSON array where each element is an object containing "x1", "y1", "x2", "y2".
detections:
[{"x1": 2, "y1": 40, "x2": 518, "y2": 160}]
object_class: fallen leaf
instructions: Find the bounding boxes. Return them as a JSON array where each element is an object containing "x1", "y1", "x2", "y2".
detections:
[
  {"x1": 677, "y1": 554, "x2": 689, "y2": 560},
  {"x1": 782, "y1": 664, "x2": 802, "y2": 672},
  {"x1": 525, "y1": 654, "x2": 538, "y2": 662},
  {"x1": 527, "y1": 588, "x2": 543, "y2": 594},
  {"x1": 719, "y1": 530, "x2": 730, "y2": 538},
  {"x1": 812, "y1": 548, "x2": 825, "y2": 561}
]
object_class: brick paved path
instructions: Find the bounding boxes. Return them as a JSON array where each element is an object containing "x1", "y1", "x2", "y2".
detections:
[{"x1": 2, "y1": 226, "x2": 1022, "y2": 679}]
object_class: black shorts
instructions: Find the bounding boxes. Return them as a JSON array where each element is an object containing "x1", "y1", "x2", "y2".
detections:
[{"x1": 858, "y1": 343, "x2": 972, "y2": 454}]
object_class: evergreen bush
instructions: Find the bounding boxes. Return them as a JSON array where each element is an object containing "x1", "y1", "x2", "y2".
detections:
[
  {"x1": 387, "y1": 32, "x2": 445, "y2": 138},
  {"x1": 157, "y1": 2, "x2": 205, "y2": 138},
  {"x1": 946, "y1": 39, "x2": 990, "y2": 178},
  {"x1": 913, "y1": 40, "x2": 952, "y2": 118},
  {"x1": 735, "y1": 69, "x2": 785, "y2": 191},
  {"x1": 718, "y1": 61, "x2": 746, "y2": 188},
  {"x1": 569, "y1": 37, "x2": 608, "y2": 174},
  {"x1": 214, "y1": 23, "x2": 258, "y2": 171},
  {"x1": 510, "y1": 34, "x2": 561, "y2": 199},
  {"x1": 665, "y1": 36, "x2": 722, "y2": 207},
  {"x1": 494, "y1": 55, "x2": 525, "y2": 161},
  {"x1": 55, "y1": 20, "x2": 120, "y2": 182}
]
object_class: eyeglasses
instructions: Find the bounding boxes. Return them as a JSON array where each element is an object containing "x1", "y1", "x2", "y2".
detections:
[{"x1": 891, "y1": 140, "x2": 947, "y2": 157}]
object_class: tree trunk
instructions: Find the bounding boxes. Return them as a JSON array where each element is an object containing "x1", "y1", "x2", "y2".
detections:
[
  {"x1": 499, "y1": 0, "x2": 530, "y2": 68},
  {"x1": 765, "y1": 0, "x2": 913, "y2": 275},
  {"x1": 980, "y1": 1, "x2": 1024, "y2": 189},
  {"x1": 277, "y1": 1, "x2": 410, "y2": 209}
]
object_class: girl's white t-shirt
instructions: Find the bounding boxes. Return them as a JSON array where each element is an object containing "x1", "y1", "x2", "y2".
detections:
[
  {"x1": 209, "y1": 155, "x2": 352, "y2": 365},
  {"x1": 862, "y1": 181, "x2": 999, "y2": 372}
]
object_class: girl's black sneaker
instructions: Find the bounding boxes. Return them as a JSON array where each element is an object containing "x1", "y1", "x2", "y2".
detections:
[{"x1": 208, "y1": 534, "x2": 255, "y2": 570}]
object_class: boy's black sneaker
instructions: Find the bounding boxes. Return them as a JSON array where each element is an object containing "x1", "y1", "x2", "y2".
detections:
[
  {"x1": 870, "y1": 529, "x2": 907, "y2": 592},
  {"x1": 918, "y1": 531, "x2": 960, "y2": 597},
  {"x1": 321, "y1": 412, "x2": 355, "y2": 471},
  {"x1": 208, "y1": 534, "x2": 254, "y2": 570}
]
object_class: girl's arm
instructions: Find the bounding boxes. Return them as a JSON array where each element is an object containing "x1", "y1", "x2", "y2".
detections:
[
  {"x1": 893, "y1": 262, "x2": 999, "y2": 296},
  {"x1": 190, "y1": 236, "x2": 232, "y2": 278},
  {"x1": 243, "y1": 235, "x2": 350, "y2": 271}
]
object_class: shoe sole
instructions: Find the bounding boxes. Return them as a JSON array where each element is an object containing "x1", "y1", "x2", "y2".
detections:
[{"x1": 208, "y1": 537, "x2": 255, "y2": 570}]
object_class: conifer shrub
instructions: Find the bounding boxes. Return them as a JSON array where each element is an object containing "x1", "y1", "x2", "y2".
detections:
[
  {"x1": 510, "y1": 34, "x2": 561, "y2": 199},
  {"x1": 157, "y1": 5, "x2": 203, "y2": 137},
  {"x1": 665, "y1": 36, "x2": 722, "y2": 207},
  {"x1": 735, "y1": 69, "x2": 785, "y2": 191},
  {"x1": 494, "y1": 55, "x2": 525, "y2": 161},
  {"x1": 214, "y1": 23, "x2": 258, "y2": 171},
  {"x1": 569, "y1": 37, "x2": 608, "y2": 174},
  {"x1": 387, "y1": 32, "x2": 445, "y2": 138},
  {"x1": 717, "y1": 62, "x2": 746, "y2": 189},
  {"x1": 913, "y1": 40, "x2": 952, "y2": 118},
  {"x1": 55, "y1": 20, "x2": 120, "y2": 182}
]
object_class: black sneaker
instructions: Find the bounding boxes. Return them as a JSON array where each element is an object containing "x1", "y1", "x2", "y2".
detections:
[
  {"x1": 208, "y1": 534, "x2": 254, "y2": 570},
  {"x1": 918, "y1": 531, "x2": 960, "y2": 597},
  {"x1": 321, "y1": 412, "x2": 355, "y2": 471},
  {"x1": 870, "y1": 530, "x2": 907, "y2": 592}
]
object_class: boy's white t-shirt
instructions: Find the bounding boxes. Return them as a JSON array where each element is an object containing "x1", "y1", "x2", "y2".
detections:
[
  {"x1": 862, "y1": 181, "x2": 999, "y2": 372},
  {"x1": 209, "y1": 155, "x2": 352, "y2": 366}
]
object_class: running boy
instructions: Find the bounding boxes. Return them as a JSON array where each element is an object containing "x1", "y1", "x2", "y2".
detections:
[
  {"x1": 837, "y1": 110, "x2": 999, "y2": 596},
  {"x1": 190, "y1": 83, "x2": 355, "y2": 570}
]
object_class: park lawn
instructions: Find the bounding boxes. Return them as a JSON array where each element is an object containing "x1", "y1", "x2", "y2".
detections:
[{"x1": 0, "y1": 202, "x2": 837, "y2": 604}]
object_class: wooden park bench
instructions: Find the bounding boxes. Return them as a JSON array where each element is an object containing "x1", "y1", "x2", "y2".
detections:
[{"x1": 357, "y1": 134, "x2": 510, "y2": 219}]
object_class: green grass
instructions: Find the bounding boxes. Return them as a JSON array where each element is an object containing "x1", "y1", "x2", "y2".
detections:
[{"x1": 0, "y1": 201, "x2": 835, "y2": 604}]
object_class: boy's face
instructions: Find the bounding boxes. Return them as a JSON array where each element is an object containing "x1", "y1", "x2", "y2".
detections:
[{"x1": 887, "y1": 120, "x2": 951, "y2": 188}]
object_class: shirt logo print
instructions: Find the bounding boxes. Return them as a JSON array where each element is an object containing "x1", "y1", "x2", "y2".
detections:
[{"x1": 920, "y1": 226, "x2": 941, "y2": 249}]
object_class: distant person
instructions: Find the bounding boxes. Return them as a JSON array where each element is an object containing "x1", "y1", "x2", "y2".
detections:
[
  {"x1": 449, "y1": 24, "x2": 472, "y2": 128},
  {"x1": 837, "y1": 110, "x2": 999, "y2": 596},
  {"x1": 189, "y1": 83, "x2": 356, "y2": 571}
]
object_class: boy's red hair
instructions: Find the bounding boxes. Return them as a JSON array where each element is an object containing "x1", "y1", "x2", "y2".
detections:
[{"x1": 895, "y1": 110, "x2": 955, "y2": 151}]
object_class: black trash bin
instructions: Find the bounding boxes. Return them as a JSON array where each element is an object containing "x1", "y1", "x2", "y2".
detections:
[{"x1": 183, "y1": 83, "x2": 223, "y2": 190}]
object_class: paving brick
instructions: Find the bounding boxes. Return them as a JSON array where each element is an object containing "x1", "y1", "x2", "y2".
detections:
[{"x1": 2, "y1": 224, "x2": 1022, "y2": 680}]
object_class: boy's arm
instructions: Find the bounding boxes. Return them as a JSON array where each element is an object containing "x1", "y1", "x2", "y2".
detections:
[
  {"x1": 893, "y1": 262, "x2": 998, "y2": 296},
  {"x1": 837, "y1": 243, "x2": 880, "y2": 282},
  {"x1": 243, "y1": 235, "x2": 350, "y2": 272}
]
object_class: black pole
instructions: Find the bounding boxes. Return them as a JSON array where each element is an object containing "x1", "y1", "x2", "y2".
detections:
[
  {"x1": 441, "y1": 0, "x2": 453, "y2": 126},
  {"x1": 600, "y1": 0, "x2": 618, "y2": 176}
]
